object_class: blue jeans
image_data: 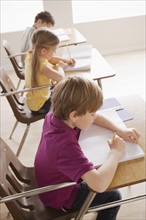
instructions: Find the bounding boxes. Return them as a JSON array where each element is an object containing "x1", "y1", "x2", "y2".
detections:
[
  {"x1": 71, "y1": 182, "x2": 121, "y2": 220},
  {"x1": 31, "y1": 97, "x2": 51, "y2": 115}
]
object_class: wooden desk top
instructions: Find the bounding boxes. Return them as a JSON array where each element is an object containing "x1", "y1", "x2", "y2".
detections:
[
  {"x1": 109, "y1": 95, "x2": 146, "y2": 189},
  {"x1": 65, "y1": 48, "x2": 116, "y2": 81},
  {"x1": 59, "y1": 28, "x2": 87, "y2": 47}
]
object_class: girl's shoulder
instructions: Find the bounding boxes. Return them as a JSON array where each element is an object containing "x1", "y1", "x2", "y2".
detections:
[
  {"x1": 25, "y1": 51, "x2": 32, "y2": 64},
  {"x1": 41, "y1": 58, "x2": 54, "y2": 69},
  {"x1": 26, "y1": 51, "x2": 32, "y2": 58}
]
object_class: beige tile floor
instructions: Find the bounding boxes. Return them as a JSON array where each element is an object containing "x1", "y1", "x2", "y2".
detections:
[{"x1": 0, "y1": 50, "x2": 145, "y2": 219}]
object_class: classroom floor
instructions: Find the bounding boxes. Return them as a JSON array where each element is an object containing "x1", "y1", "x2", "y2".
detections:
[{"x1": 0, "y1": 49, "x2": 145, "y2": 220}]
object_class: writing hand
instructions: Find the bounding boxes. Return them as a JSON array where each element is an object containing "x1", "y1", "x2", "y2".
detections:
[
  {"x1": 108, "y1": 134, "x2": 125, "y2": 155},
  {"x1": 66, "y1": 58, "x2": 76, "y2": 66}
]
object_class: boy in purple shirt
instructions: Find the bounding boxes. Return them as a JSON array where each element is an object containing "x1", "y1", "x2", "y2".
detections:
[{"x1": 35, "y1": 76, "x2": 140, "y2": 219}]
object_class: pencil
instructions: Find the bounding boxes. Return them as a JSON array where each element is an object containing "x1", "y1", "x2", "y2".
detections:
[
  {"x1": 112, "y1": 131, "x2": 116, "y2": 142},
  {"x1": 66, "y1": 44, "x2": 72, "y2": 60}
]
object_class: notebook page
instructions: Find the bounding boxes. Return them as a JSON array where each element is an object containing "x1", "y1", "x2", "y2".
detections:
[{"x1": 79, "y1": 109, "x2": 144, "y2": 167}]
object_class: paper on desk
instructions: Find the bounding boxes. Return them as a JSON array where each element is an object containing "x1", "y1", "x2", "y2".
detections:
[
  {"x1": 65, "y1": 58, "x2": 91, "y2": 72},
  {"x1": 62, "y1": 44, "x2": 92, "y2": 59},
  {"x1": 79, "y1": 109, "x2": 144, "y2": 167},
  {"x1": 51, "y1": 28, "x2": 70, "y2": 42},
  {"x1": 58, "y1": 35, "x2": 70, "y2": 42},
  {"x1": 101, "y1": 97, "x2": 122, "y2": 111},
  {"x1": 51, "y1": 28, "x2": 66, "y2": 35},
  {"x1": 100, "y1": 97, "x2": 133, "y2": 122}
]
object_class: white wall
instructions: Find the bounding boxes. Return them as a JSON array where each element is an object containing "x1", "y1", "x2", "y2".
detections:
[
  {"x1": 74, "y1": 16, "x2": 145, "y2": 55},
  {"x1": 1, "y1": 0, "x2": 145, "y2": 70}
]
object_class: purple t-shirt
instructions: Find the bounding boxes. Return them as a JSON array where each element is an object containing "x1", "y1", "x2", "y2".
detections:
[{"x1": 34, "y1": 112, "x2": 94, "y2": 209}]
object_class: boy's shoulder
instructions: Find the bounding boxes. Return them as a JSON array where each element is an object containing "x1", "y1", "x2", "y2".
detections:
[{"x1": 22, "y1": 26, "x2": 35, "y2": 36}]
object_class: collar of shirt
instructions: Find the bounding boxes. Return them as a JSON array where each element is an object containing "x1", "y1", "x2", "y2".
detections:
[{"x1": 47, "y1": 112, "x2": 81, "y2": 139}]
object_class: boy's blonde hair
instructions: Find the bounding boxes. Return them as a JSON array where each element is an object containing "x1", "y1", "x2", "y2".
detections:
[
  {"x1": 31, "y1": 27, "x2": 59, "y2": 87},
  {"x1": 51, "y1": 76, "x2": 103, "y2": 120}
]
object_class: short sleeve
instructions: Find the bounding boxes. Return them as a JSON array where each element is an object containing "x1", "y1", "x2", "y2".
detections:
[{"x1": 57, "y1": 142, "x2": 94, "y2": 182}]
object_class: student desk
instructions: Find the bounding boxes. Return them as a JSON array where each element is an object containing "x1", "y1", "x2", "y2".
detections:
[
  {"x1": 65, "y1": 48, "x2": 116, "y2": 88},
  {"x1": 109, "y1": 95, "x2": 146, "y2": 189},
  {"x1": 59, "y1": 27, "x2": 87, "y2": 47},
  {"x1": 81, "y1": 95, "x2": 146, "y2": 189},
  {"x1": 76, "y1": 95, "x2": 145, "y2": 219}
]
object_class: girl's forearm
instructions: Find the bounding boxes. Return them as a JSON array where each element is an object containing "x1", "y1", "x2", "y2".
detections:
[{"x1": 49, "y1": 56, "x2": 67, "y2": 65}]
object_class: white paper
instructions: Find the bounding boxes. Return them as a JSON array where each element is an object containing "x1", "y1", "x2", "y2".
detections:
[
  {"x1": 51, "y1": 28, "x2": 70, "y2": 42},
  {"x1": 65, "y1": 58, "x2": 91, "y2": 72},
  {"x1": 79, "y1": 109, "x2": 144, "y2": 167},
  {"x1": 62, "y1": 44, "x2": 92, "y2": 59}
]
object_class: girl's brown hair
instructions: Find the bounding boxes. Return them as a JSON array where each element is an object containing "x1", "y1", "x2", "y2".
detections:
[
  {"x1": 51, "y1": 76, "x2": 103, "y2": 120},
  {"x1": 31, "y1": 27, "x2": 59, "y2": 87}
]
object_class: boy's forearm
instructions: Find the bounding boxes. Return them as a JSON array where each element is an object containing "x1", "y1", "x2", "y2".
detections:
[
  {"x1": 96, "y1": 150, "x2": 121, "y2": 191},
  {"x1": 84, "y1": 150, "x2": 121, "y2": 192},
  {"x1": 93, "y1": 113, "x2": 118, "y2": 131}
]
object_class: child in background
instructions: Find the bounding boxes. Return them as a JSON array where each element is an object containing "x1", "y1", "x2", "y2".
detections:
[
  {"x1": 34, "y1": 76, "x2": 140, "y2": 220},
  {"x1": 21, "y1": 11, "x2": 55, "y2": 65},
  {"x1": 25, "y1": 27, "x2": 75, "y2": 115}
]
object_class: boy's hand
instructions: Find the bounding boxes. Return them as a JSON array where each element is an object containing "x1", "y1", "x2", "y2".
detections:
[
  {"x1": 116, "y1": 127, "x2": 140, "y2": 144},
  {"x1": 108, "y1": 134, "x2": 125, "y2": 156}
]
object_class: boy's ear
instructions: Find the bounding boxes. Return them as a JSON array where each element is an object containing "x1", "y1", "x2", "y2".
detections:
[
  {"x1": 69, "y1": 111, "x2": 77, "y2": 122},
  {"x1": 35, "y1": 19, "x2": 43, "y2": 28},
  {"x1": 37, "y1": 19, "x2": 43, "y2": 25}
]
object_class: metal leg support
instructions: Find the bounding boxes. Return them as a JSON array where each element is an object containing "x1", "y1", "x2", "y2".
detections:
[
  {"x1": 9, "y1": 120, "x2": 19, "y2": 139},
  {"x1": 16, "y1": 124, "x2": 30, "y2": 157},
  {"x1": 74, "y1": 191, "x2": 96, "y2": 220}
]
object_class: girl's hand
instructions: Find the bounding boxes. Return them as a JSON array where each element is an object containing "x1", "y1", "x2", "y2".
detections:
[
  {"x1": 116, "y1": 127, "x2": 140, "y2": 144},
  {"x1": 65, "y1": 58, "x2": 76, "y2": 66},
  {"x1": 57, "y1": 60, "x2": 68, "y2": 69}
]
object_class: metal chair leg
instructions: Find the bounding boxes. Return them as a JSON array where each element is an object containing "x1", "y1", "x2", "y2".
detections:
[
  {"x1": 9, "y1": 120, "x2": 19, "y2": 139},
  {"x1": 16, "y1": 78, "x2": 21, "y2": 89},
  {"x1": 75, "y1": 191, "x2": 96, "y2": 220},
  {"x1": 16, "y1": 124, "x2": 30, "y2": 157}
]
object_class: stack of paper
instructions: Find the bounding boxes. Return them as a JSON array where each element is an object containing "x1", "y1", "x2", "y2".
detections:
[
  {"x1": 100, "y1": 97, "x2": 133, "y2": 122},
  {"x1": 79, "y1": 108, "x2": 144, "y2": 167},
  {"x1": 51, "y1": 28, "x2": 70, "y2": 42}
]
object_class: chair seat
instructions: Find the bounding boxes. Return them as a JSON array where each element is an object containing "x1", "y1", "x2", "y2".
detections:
[
  {"x1": 29, "y1": 205, "x2": 78, "y2": 220},
  {"x1": 14, "y1": 103, "x2": 46, "y2": 124},
  {"x1": 0, "y1": 67, "x2": 47, "y2": 156},
  {"x1": 0, "y1": 138, "x2": 79, "y2": 220}
]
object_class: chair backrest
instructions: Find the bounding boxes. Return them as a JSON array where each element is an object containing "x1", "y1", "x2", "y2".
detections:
[
  {"x1": 3, "y1": 40, "x2": 25, "y2": 80},
  {"x1": 0, "y1": 68, "x2": 45, "y2": 124},
  {"x1": 0, "y1": 137, "x2": 79, "y2": 220}
]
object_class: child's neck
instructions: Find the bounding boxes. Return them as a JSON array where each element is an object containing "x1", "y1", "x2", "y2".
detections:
[
  {"x1": 33, "y1": 24, "x2": 37, "y2": 29},
  {"x1": 63, "y1": 119, "x2": 75, "y2": 129}
]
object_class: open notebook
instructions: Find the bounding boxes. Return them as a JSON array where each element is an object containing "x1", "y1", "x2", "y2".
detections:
[
  {"x1": 50, "y1": 28, "x2": 70, "y2": 42},
  {"x1": 79, "y1": 108, "x2": 144, "y2": 167},
  {"x1": 62, "y1": 44, "x2": 92, "y2": 71},
  {"x1": 64, "y1": 58, "x2": 91, "y2": 71}
]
